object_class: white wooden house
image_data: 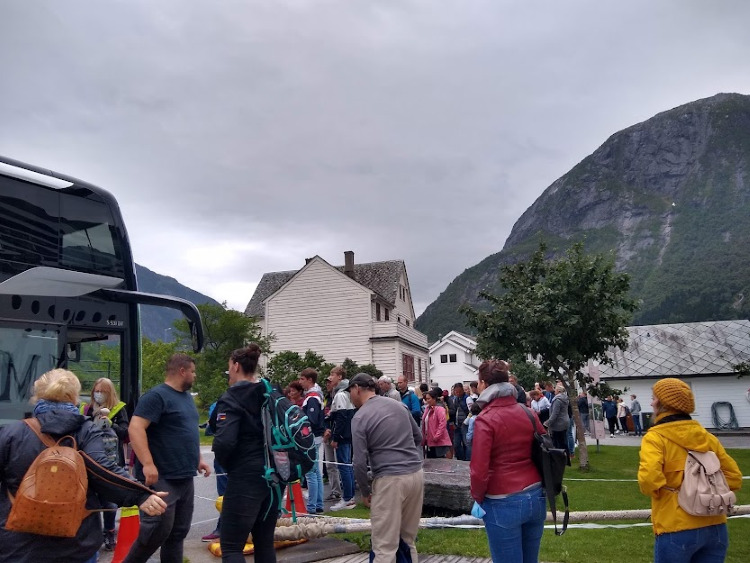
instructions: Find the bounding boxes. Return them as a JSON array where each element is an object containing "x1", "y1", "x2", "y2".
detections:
[
  {"x1": 244, "y1": 252, "x2": 429, "y2": 384},
  {"x1": 596, "y1": 320, "x2": 750, "y2": 430},
  {"x1": 428, "y1": 331, "x2": 480, "y2": 391}
]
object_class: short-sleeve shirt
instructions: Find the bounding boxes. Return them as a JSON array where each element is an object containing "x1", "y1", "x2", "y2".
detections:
[{"x1": 134, "y1": 383, "x2": 199, "y2": 480}]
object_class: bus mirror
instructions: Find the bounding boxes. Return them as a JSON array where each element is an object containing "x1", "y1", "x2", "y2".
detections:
[
  {"x1": 190, "y1": 322, "x2": 200, "y2": 353},
  {"x1": 68, "y1": 342, "x2": 81, "y2": 363}
]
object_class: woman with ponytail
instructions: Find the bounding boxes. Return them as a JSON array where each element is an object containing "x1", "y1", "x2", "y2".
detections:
[{"x1": 210, "y1": 344, "x2": 279, "y2": 562}]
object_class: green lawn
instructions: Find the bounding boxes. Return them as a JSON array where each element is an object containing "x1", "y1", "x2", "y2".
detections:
[{"x1": 331, "y1": 446, "x2": 750, "y2": 563}]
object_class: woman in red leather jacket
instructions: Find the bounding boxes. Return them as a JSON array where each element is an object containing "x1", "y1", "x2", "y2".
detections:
[{"x1": 470, "y1": 360, "x2": 547, "y2": 563}]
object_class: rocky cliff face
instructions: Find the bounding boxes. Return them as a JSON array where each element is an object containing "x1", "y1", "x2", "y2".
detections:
[{"x1": 416, "y1": 93, "x2": 750, "y2": 342}]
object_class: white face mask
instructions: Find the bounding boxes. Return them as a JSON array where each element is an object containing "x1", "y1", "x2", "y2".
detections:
[{"x1": 93, "y1": 392, "x2": 107, "y2": 405}]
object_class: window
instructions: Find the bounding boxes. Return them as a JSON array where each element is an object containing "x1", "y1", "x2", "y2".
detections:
[
  {"x1": 402, "y1": 354, "x2": 414, "y2": 381},
  {"x1": 406, "y1": 320, "x2": 410, "y2": 327},
  {"x1": 418, "y1": 358, "x2": 422, "y2": 380},
  {"x1": 375, "y1": 303, "x2": 381, "y2": 321},
  {"x1": 449, "y1": 354, "x2": 457, "y2": 363},
  {"x1": 440, "y1": 354, "x2": 448, "y2": 363},
  {"x1": 385, "y1": 308, "x2": 390, "y2": 321}
]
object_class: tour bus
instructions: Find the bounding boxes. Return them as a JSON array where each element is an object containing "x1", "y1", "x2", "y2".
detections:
[{"x1": 0, "y1": 155, "x2": 204, "y2": 424}]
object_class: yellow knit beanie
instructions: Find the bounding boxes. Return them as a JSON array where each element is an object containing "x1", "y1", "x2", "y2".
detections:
[{"x1": 653, "y1": 378, "x2": 694, "y2": 414}]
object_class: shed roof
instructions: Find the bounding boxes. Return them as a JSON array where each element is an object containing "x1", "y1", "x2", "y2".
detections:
[
  {"x1": 244, "y1": 259, "x2": 404, "y2": 318},
  {"x1": 598, "y1": 319, "x2": 750, "y2": 379}
]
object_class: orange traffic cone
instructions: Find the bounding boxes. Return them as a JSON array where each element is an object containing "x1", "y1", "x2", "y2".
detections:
[
  {"x1": 284, "y1": 481, "x2": 306, "y2": 521},
  {"x1": 111, "y1": 506, "x2": 140, "y2": 563}
]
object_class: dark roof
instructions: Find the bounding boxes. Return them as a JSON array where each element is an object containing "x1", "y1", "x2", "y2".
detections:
[
  {"x1": 244, "y1": 259, "x2": 404, "y2": 318},
  {"x1": 598, "y1": 320, "x2": 750, "y2": 379}
]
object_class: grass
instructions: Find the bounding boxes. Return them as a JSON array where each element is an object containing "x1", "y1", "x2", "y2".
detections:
[{"x1": 330, "y1": 446, "x2": 750, "y2": 563}]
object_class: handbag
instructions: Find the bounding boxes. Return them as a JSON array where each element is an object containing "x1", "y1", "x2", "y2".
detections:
[{"x1": 521, "y1": 406, "x2": 569, "y2": 535}]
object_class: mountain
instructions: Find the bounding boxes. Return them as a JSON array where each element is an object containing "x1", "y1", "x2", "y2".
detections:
[
  {"x1": 416, "y1": 93, "x2": 750, "y2": 342},
  {"x1": 135, "y1": 263, "x2": 221, "y2": 341}
]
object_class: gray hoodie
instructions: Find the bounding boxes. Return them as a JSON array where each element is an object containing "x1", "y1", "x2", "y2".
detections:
[{"x1": 547, "y1": 392, "x2": 571, "y2": 432}]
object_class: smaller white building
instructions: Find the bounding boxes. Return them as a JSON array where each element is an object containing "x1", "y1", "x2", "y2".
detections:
[
  {"x1": 596, "y1": 320, "x2": 750, "y2": 430},
  {"x1": 428, "y1": 331, "x2": 480, "y2": 391}
]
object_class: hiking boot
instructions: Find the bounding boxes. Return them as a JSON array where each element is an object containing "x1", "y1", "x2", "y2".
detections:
[
  {"x1": 202, "y1": 531, "x2": 220, "y2": 542},
  {"x1": 103, "y1": 529, "x2": 116, "y2": 551},
  {"x1": 330, "y1": 498, "x2": 356, "y2": 511},
  {"x1": 325, "y1": 492, "x2": 341, "y2": 501}
]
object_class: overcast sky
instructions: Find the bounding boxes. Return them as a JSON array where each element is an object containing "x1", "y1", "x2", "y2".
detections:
[{"x1": 2, "y1": 1, "x2": 749, "y2": 315}]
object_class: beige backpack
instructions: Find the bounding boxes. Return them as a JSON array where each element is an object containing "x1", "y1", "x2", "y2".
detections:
[
  {"x1": 677, "y1": 450, "x2": 736, "y2": 516},
  {"x1": 5, "y1": 418, "x2": 91, "y2": 537}
]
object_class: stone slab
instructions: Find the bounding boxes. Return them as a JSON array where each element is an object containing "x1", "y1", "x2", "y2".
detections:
[{"x1": 422, "y1": 457, "x2": 473, "y2": 513}]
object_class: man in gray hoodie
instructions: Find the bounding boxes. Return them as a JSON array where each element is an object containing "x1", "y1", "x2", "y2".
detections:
[{"x1": 545, "y1": 384, "x2": 571, "y2": 456}]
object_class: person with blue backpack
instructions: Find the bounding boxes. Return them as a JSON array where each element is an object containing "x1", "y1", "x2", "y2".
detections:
[
  {"x1": 396, "y1": 375, "x2": 422, "y2": 425},
  {"x1": 211, "y1": 344, "x2": 279, "y2": 562}
]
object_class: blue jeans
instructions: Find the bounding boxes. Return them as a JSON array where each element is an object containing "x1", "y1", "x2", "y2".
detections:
[
  {"x1": 335, "y1": 442, "x2": 355, "y2": 502},
  {"x1": 305, "y1": 437, "x2": 324, "y2": 512},
  {"x1": 654, "y1": 524, "x2": 728, "y2": 563},
  {"x1": 566, "y1": 417, "x2": 575, "y2": 455},
  {"x1": 482, "y1": 485, "x2": 546, "y2": 563},
  {"x1": 214, "y1": 458, "x2": 228, "y2": 533},
  {"x1": 453, "y1": 423, "x2": 468, "y2": 460},
  {"x1": 580, "y1": 412, "x2": 590, "y2": 433},
  {"x1": 632, "y1": 414, "x2": 643, "y2": 436}
]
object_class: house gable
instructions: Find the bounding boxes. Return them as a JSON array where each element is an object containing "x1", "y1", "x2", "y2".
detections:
[
  {"x1": 245, "y1": 256, "x2": 405, "y2": 319},
  {"x1": 263, "y1": 256, "x2": 373, "y2": 365}
]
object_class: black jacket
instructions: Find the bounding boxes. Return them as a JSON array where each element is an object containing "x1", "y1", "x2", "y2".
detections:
[
  {"x1": 211, "y1": 380, "x2": 266, "y2": 473},
  {"x1": 0, "y1": 410, "x2": 153, "y2": 563}
]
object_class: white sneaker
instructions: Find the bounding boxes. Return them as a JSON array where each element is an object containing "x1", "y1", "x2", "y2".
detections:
[{"x1": 330, "y1": 498, "x2": 356, "y2": 511}]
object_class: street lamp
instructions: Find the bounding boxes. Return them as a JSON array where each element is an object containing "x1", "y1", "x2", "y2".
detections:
[{"x1": 164, "y1": 327, "x2": 173, "y2": 342}]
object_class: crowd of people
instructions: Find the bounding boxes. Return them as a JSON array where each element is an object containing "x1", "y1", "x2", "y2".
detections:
[{"x1": 0, "y1": 351, "x2": 743, "y2": 563}]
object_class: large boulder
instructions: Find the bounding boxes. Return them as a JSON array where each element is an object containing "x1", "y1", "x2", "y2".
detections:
[{"x1": 422, "y1": 457, "x2": 472, "y2": 513}]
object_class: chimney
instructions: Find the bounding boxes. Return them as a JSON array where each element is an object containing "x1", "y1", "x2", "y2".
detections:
[{"x1": 344, "y1": 250, "x2": 354, "y2": 278}]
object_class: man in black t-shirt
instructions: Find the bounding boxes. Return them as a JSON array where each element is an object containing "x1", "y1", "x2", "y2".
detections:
[{"x1": 124, "y1": 354, "x2": 211, "y2": 563}]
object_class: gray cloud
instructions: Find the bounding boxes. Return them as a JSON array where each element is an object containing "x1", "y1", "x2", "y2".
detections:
[{"x1": 2, "y1": 0, "x2": 750, "y2": 313}]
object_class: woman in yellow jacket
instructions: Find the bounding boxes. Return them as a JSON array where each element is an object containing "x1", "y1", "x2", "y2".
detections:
[{"x1": 638, "y1": 378, "x2": 742, "y2": 563}]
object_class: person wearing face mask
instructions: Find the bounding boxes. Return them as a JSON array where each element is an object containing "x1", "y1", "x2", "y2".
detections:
[{"x1": 80, "y1": 377, "x2": 130, "y2": 550}]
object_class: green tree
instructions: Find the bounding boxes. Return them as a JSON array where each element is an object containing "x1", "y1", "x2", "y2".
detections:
[
  {"x1": 733, "y1": 360, "x2": 750, "y2": 378},
  {"x1": 463, "y1": 242, "x2": 639, "y2": 470},
  {"x1": 339, "y1": 358, "x2": 383, "y2": 379},
  {"x1": 173, "y1": 302, "x2": 272, "y2": 409},
  {"x1": 141, "y1": 339, "x2": 179, "y2": 392},
  {"x1": 341, "y1": 358, "x2": 360, "y2": 379},
  {"x1": 265, "y1": 349, "x2": 333, "y2": 388},
  {"x1": 356, "y1": 364, "x2": 383, "y2": 379},
  {"x1": 508, "y1": 355, "x2": 546, "y2": 392}
]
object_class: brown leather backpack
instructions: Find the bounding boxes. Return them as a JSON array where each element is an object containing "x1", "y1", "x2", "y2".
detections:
[{"x1": 5, "y1": 418, "x2": 91, "y2": 537}]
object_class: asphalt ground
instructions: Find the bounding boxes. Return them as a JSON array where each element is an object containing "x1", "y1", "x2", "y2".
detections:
[{"x1": 98, "y1": 433, "x2": 749, "y2": 563}]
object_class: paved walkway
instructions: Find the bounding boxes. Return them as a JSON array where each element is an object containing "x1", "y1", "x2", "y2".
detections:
[{"x1": 580, "y1": 431, "x2": 750, "y2": 449}]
